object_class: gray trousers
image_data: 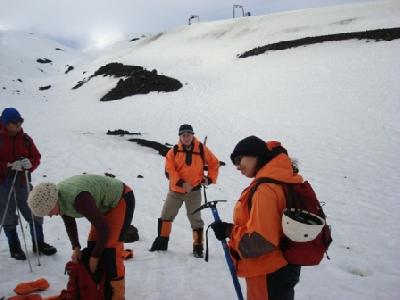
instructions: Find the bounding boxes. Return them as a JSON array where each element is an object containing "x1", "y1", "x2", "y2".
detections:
[
  {"x1": 160, "y1": 190, "x2": 204, "y2": 229},
  {"x1": 0, "y1": 174, "x2": 43, "y2": 229}
]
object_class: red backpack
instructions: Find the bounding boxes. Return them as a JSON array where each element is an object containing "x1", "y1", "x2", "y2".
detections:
[
  {"x1": 248, "y1": 178, "x2": 332, "y2": 266},
  {"x1": 64, "y1": 245, "x2": 114, "y2": 300},
  {"x1": 64, "y1": 260, "x2": 107, "y2": 300}
]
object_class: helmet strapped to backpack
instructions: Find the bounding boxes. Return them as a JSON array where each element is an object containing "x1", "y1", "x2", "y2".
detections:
[
  {"x1": 282, "y1": 208, "x2": 325, "y2": 242},
  {"x1": 247, "y1": 178, "x2": 332, "y2": 266}
]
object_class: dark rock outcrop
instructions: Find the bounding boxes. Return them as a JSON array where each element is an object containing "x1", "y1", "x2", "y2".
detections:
[
  {"x1": 129, "y1": 138, "x2": 171, "y2": 157},
  {"x1": 72, "y1": 62, "x2": 182, "y2": 101},
  {"x1": 238, "y1": 27, "x2": 400, "y2": 58},
  {"x1": 36, "y1": 58, "x2": 52, "y2": 64},
  {"x1": 65, "y1": 65, "x2": 74, "y2": 74},
  {"x1": 39, "y1": 85, "x2": 51, "y2": 91},
  {"x1": 107, "y1": 129, "x2": 141, "y2": 136}
]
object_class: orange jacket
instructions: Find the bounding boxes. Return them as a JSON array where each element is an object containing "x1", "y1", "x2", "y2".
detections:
[
  {"x1": 228, "y1": 152, "x2": 303, "y2": 278},
  {"x1": 165, "y1": 137, "x2": 219, "y2": 193}
]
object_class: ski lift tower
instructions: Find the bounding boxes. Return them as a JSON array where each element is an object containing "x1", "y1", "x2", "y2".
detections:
[
  {"x1": 233, "y1": 4, "x2": 244, "y2": 18},
  {"x1": 188, "y1": 15, "x2": 200, "y2": 25},
  {"x1": 233, "y1": 4, "x2": 251, "y2": 18}
]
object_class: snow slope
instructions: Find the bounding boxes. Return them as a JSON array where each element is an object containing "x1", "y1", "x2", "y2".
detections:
[{"x1": 1, "y1": 0, "x2": 400, "y2": 299}]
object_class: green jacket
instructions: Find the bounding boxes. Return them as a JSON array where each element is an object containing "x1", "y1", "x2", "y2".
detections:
[{"x1": 57, "y1": 174, "x2": 124, "y2": 218}]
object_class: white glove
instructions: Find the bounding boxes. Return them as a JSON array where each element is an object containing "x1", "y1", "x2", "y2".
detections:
[
  {"x1": 8, "y1": 160, "x2": 23, "y2": 171},
  {"x1": 20, "y1": 158, "x2": 32, "y2": 170}
]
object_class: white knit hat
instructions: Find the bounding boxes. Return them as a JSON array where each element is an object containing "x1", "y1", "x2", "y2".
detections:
[{"x1": 28, "y1": 182, "x2": 58, "y2": 217}]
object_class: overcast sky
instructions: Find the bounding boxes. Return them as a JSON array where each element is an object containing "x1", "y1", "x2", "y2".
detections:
[{"x1": 0, "y1": 0, "x2": 377, "y2": 49}]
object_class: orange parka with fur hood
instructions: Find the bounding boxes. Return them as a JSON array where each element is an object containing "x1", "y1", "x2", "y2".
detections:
[
  {"x1": 228, "y1": 152, "x2": 303, "y2": 278},
  {"x1": 165, "y1": 137, "x2": 219, "y2": 193}
]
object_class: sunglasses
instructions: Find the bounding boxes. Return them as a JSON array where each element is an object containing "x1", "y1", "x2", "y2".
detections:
[
  {"x1": 10, "y1": 120, "x2": 24, "y2": 125},
  {"x1": 233, "y1": 156, "x2": 243, "y2": 166}
]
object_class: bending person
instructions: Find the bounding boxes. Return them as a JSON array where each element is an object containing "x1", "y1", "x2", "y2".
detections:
[{"x1": 28, "y1": 174, "x2": 135, "y2": 300}]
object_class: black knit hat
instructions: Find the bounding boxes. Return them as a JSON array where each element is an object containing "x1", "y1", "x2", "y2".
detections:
[
  {"x1": 230, "y1": 135, "x2": 287, "y2": 165},
  {"x1": 178, "y1": 124, "x2": 194, "y2": 135}
]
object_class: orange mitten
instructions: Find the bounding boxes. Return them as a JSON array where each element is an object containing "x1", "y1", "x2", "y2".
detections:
[
  {"x1": 122, "y1": 249, "x2": 134, "y2": 260},
  {"x1": 14, "y1": 278, "x2": 49, "y2": 295},
  {"x1": 8, "y1": 294, "x2": 42, "y2": 300}
]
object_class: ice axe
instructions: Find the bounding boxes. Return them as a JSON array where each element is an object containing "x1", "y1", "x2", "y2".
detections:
[{"x1": 192, "y1": 186, "x2": 244, "y2": 300}]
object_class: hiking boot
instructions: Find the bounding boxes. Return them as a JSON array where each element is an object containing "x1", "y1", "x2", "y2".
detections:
[
  {"x1": 149, "y1": 237, "x2": 169, "y2": 251},
  {"x1": 123, "y1": 225, "x2": 139, "y2": 243},
  {"x1": 33, "y1": 242, "x2": 57, "y2": 256},
  {"x1": 192, "y1": 228, "x2": 204, "y2": 258},
  {"x1": 149, "y1": 219, "x2": 171, "y2": 251},
  {"x1": 193, "y1": 245, "x2": 203, "y2": 258},
  {"x1": 10, "y1": 246, "x2": 26, "y2": 260},
  {"x1": 5, "y1": 227, "x2": 26, "y2": 260}
]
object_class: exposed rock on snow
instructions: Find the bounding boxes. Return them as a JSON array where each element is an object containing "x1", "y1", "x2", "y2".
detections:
[
  {"x1": 38, "y1": 85, "x2": 51, "y2": 90},
  {"x1": 65, "y1": 65, "x2": 74, "y2": 74},
  {"x1": 36, "y1": 58, "x2": 52, "y2": 64},
  {"x1": 72, "y1": 62, "x2": 183, "y2": 101},
  {"x1": 107, "y1": 129, "x2": 141, "y2": 136},
  {"x1": 238, "y1": 27, "x2": 400, "y2": 58},
  {"x1": 129, "y1": 138, "x2": 171, "y2": 157}
]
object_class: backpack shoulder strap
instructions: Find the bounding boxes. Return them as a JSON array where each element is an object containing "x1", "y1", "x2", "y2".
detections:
[
  {"x1": 22, "y1": 133, "x2": 33, "y2": 156},
  {"x1": 247, "y1": 177, "x2": 283, "y2": 211},
  {"x1": 173, "y1": 144, "x2": 179, "y2": 155},
  {"x1": 198, "y1": 142, "x2": 205, "y2": 162},
  {"x1": 173, "y1": 143, "x2": 205, "y2": 162}
]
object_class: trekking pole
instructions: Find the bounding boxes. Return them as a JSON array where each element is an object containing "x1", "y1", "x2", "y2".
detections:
[
  {"x1": 193, "y1": 187, "x2": 244, "y2": 300},
  {"x1": 24, "y1": 170, "x2": 41, "y2": 266},
  {"x1": 0, "y1": 171, "x2": 18, "y2": 235},
  {"x1": 13, "y1": 184, "x2": 33, "y2": 272},
  {"x1": 202, "y1": 135, "x2": 208, "y2": 206}
]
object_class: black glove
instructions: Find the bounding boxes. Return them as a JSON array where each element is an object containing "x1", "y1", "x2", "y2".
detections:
[{"x1": 211, "y1": 221, "x2": 233, "y2": 241}]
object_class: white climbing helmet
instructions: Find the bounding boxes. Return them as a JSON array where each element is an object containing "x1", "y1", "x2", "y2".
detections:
[{"x1": 282, "y1": 208, "x2": 325, "y2": 242}]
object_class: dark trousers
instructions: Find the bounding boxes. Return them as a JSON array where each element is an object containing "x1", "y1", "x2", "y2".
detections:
[
  {"x1": 267, "y1": 264, "x2": 301, "y2": 300},
  {"x1": 246, "y1": 264, "x2": 301, "y2": 300},
  {"x1": 1, "y1": 174, "x2": 44, "y2": 248},
  {"x1": 0, "y1": 174, "x2": 43, "y2": 229}
]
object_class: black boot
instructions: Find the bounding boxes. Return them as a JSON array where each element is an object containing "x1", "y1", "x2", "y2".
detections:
[
  {"x1": 4, "y1": 228, "x2": 26, "y2": 260},
  {"x1": 150, "y1": 236, "x2": 169, "y2": 251},
  {"x1": 192, "y1": 228, "x2": 204, "y2": 258},
  {"x1": 10, "y1": 245, "x2": 26, "y2": 260},
  {"x1": 30, "y1": 223, "x2": 57, "y2": 255},
  {"x1": 33, "y1": 242, "x2": 57, "y2": 256},
  {"x1": 124, "y1": 225, "x2": 139, "y2": 243},
  {"x1": 149, "y1": 219, "x2": 171, "y2": 251}
]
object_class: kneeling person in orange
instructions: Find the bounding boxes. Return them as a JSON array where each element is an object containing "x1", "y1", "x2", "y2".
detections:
[{"x1": 27, "y1": 174, "x2": 135, "y2": 300}]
